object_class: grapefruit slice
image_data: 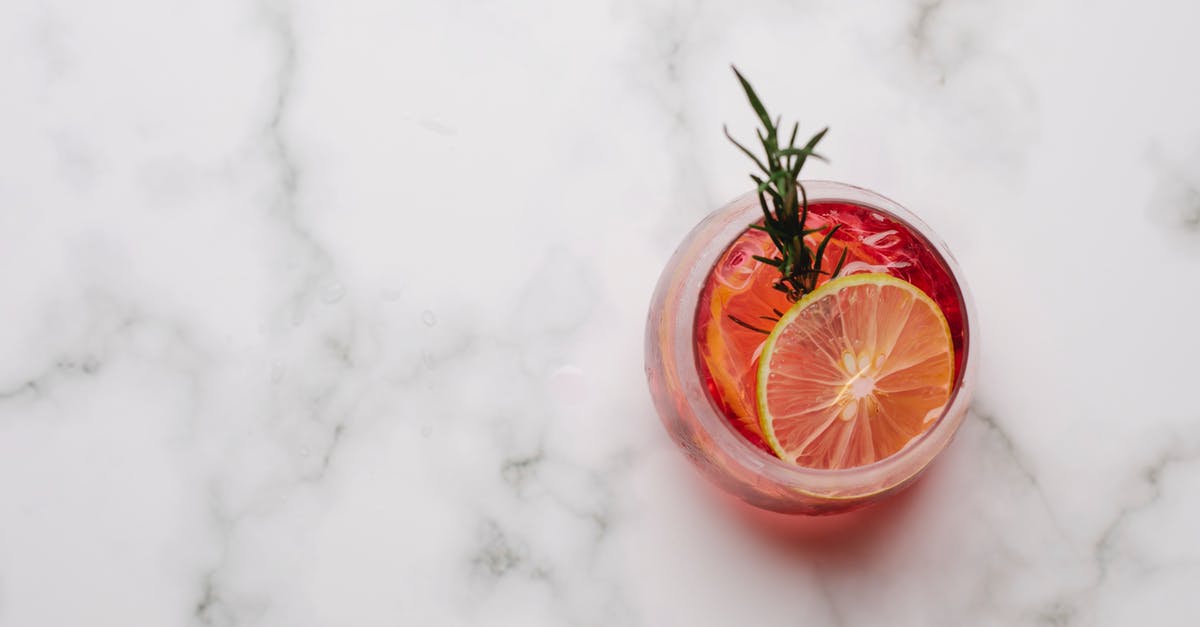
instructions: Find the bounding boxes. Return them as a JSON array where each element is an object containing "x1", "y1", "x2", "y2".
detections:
[{"x1": 756, "y1": 273, "x2": 954, "y2": 469}]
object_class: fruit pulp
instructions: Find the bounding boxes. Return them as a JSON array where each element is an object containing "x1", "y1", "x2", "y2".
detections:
[{"x1": 693, "y1": 201, "x2": 965, "y2": 464}]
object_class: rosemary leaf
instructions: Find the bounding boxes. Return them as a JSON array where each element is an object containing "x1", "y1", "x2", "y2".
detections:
[
  {"x1": 729, "y1": 315, "x2": 771, "y2": 335},
  {"x1": 724, "y1": 125, "x2": 770, "y2": 175},
  {"x1": 732, "y1": 66, "x2": 773, "y2": 130},
  {"x1": 831, "y1": 248, "x2": 849, "y2": 278},
  {"x1": 813, "y1": 224, "x2": 841, "y2": 278}
]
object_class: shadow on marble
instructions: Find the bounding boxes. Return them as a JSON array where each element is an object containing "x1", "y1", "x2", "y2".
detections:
[{"x1": 707, "y1": 462, "x2": 942, "y2": 563}]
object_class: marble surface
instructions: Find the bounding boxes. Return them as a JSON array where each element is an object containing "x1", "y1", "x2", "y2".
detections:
[{"x1": 2, "y1": 0, "x2": 1200, "y2": 625}]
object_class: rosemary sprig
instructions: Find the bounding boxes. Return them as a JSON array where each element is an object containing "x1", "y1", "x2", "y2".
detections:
[{"x1": 726, "y1": 66, "x2": 848, "y2": 306}]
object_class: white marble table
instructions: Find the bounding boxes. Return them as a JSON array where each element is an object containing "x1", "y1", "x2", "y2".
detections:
[{"x1": 3, "y1": 1, "x2": 1200, "y2": 625}]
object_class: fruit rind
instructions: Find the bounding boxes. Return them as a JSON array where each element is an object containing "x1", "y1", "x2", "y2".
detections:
[{"x1": 755, "y1": 272, "x2": 954, "y2": 464}]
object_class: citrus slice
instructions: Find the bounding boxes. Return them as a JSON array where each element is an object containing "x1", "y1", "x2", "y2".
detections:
[{"x1": 756, "y1": 273, "x2": 954, "y2": 469}]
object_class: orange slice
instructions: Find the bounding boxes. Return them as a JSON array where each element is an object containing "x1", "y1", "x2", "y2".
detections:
[{"x1": 756, "y1": 273, "x2": 954, "y2": 469}]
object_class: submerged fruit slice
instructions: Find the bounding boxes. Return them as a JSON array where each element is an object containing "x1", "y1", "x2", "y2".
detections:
[{"x1": 756, "y1": 273, "x2": 954, "y2": 469}]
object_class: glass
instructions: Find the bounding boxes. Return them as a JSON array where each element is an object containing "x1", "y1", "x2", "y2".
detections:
[{"x1": 645, "y1": 181, "x2": 977, "y2": 515}]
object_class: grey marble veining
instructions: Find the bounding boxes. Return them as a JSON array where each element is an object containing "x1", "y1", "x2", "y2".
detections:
[{"x1": 2, "y1": 0, "x2": 1200, "y2": 625}]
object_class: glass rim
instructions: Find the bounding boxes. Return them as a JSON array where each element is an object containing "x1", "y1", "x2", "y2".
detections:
[{"x1": 673, "y1": 179, "x2": 978, "y2": 495}]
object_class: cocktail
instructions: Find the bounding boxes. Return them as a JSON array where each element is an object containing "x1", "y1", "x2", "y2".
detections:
[{"x1": 645, "y1": 69, "x2": 976, "y2": 515}]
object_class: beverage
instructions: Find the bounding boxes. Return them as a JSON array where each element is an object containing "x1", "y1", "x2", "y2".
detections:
[
  {"x1": 645, "y1": 182, "x2": 976, "y2": 514},
  {"x1": 645, "y1": 68, "x2": 976, "y2": 514},
  {"x1": 695, "y1": 200, "x2": 966, "y2": 464}
]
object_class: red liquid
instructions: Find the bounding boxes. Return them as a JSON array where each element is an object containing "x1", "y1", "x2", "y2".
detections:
[{"x1": 693, "y1": 201, "x2": 965, "y2": 457}]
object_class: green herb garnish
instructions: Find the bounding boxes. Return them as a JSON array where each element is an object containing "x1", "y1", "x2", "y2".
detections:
[{"x1": 726, "y1": 66, "x2": 848, "y2": 307}]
